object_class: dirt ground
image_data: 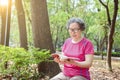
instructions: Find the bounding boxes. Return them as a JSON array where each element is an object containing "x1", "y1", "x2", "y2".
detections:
[{"x1": 90, "y1": 60, "x2": 120, "y2": 80}]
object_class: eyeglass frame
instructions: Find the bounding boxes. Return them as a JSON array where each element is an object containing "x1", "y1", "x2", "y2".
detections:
[{"x1": 68, "y1": 28, "x2": 80, "y2": 33}]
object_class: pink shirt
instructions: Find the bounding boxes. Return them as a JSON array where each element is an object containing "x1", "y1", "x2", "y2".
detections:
[{"x1": 62, "y1": 37, "x2": 94, "y2": 80}]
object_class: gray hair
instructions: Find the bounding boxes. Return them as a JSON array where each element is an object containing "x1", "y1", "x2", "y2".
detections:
[{"x1": 66, "y1": 17, "x2": 85, "y2": 31}]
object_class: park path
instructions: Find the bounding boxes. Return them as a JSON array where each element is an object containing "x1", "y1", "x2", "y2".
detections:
[{"x1": 94, "y1": 55, "x2": 120, "y2": 61}]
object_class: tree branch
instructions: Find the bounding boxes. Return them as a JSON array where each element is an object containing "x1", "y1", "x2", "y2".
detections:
[
  {"x1": 99, "y1": 0, "x2": 107, "y2": 7},
  {"x1": 107, "y1": 0, "x2": 109, "y2": 6},
  {"x1": 110, "y1": 0, "x2": 118, "y2": 36},
  {"x1": 99, "y1": 0, "x2": 111, "y2": 26}
]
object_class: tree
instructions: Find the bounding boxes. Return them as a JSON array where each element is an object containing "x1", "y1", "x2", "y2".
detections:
[
  {"x1": 15, "y1": 0, "x2": 28, "y2": 49},
  {"x1": 30, "y1": 0, "x2": 54, "y2": 52},
  {"x1": 30, "y1": 0, "x2": 60, "y2": 78},
  {"x1": 88, "y1": 23, "x2": 108, "y2": 59},
  {"x1": 0, "y1": 4, "x2": 7, "y2": 45},
  {"x1": 5, "y1": 0, "x2": 12, "y2": 46},
  {"x1": 99, "y1": 0, "x2": 118, "y2": 71}
]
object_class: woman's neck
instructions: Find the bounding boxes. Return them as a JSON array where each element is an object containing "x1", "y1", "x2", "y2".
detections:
[{"x1": 72, "y1": 36, "x2": 83, "y2": 43}]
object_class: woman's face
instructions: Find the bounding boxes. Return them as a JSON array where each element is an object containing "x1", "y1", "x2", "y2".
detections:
[{"x1": 68, "y1": 22, "x2": 82, "y2": 40}]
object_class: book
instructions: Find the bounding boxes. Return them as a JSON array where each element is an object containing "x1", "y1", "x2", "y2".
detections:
[{"x1": 51, "y1": 53, "x2": 79, "y2": 60}]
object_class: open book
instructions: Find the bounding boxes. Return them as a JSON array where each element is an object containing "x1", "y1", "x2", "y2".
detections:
[{"x1": 51, "y1": 53, "x2": 79, "y2": 60}]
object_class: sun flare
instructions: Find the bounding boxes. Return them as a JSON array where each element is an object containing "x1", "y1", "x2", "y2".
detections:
[{"x1": 0, "y1": 0, "x2": 8, "y2": 6}]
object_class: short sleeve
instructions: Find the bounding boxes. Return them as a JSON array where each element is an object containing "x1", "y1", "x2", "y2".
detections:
[
  {"x1": 84, "y1": 41, "x2": 94, "y2": 55},
  {"x1": 61, "y1": 38, "x2": 71, "y2": 52}
]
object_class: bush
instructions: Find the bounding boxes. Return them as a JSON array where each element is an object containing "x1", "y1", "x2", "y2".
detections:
[
  {"x1": 94, "y1": 52, "x2": 106, "y2": 56},
  {"x1": 111, "y1": 52, "x2": 120, "y2": 57},
  {"x1": 0, "y1": 45, "x2": 51, "y2": 80},
  {"x1": 94, "y1": 51, "x2": 120, "y2": 57}
]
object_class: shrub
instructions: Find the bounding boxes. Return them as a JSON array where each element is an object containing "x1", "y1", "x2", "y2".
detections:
[
  {"x1": 0, "y1": 45, "x2": 51, "y2": 80},
  {"x1": 94, "y1": 51, "x2": 120, "y2": 57}
]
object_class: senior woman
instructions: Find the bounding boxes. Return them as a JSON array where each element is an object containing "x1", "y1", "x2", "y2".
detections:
[{"x1": 50, "y1": 17, "x2": 94, "y2": 80}]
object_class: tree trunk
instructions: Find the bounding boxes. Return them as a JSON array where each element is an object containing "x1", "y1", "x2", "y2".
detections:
[
  {"x1": 99, "y1": 0, "x2": 118, "y2": 71},
  {"x1": 15, "y1": 0, "x2": 28, "y2": 49},
  {"x1": 30, "y1": 0, "x2": 60, "y2": 77},
  {"x1": 38, "y1": 61, "x2": 61, "y2": 78},
  {"x1": 54, "y1": 26, "x2": 59, "y2": 51},
  {"x1": 30, "y1": 0, "x2": 55, "y2": 52},
  {"x1": 5, "y1": 0, "x2": 12, "y2": 46},
  {"x1": 107, "y1": 0, "x2": 118, "y2": 71},
  {"x1": 0, "y1": 6, "x2": 7, "y2": 45}
]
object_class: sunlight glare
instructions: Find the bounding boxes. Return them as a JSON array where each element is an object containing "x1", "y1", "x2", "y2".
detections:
[{"x1": 0, "y1": 0, "x2": 8, "y2": 6}]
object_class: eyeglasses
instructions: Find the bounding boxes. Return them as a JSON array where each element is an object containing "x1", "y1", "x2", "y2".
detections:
[{"x1": 68, "y1": 28, "x2": 80, "y2": 33}]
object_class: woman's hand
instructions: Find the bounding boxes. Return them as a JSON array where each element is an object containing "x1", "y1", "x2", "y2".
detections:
[
  {"x1": 61, "y1": 59, "x2": 76, "y2": 65},
  {"x1": 51, "y1": 54, "x2": 60, "y2": 63},
  {"x1": 51, "y1": 53, "x2": 77, "y2": 65},
  {"x1": 53, "y1": 57, "x2": 60, "y2": 63}
]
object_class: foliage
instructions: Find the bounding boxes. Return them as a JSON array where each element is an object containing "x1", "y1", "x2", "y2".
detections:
[
  {"x1": 0, "y1": 45, "x2": 51, "y2": 79},
  {"x1": 8, "y1": 0, "x2": 120, "y2": 52},
  {"x1": 111, "y1": 52, "x2": 120, "y2": 57}
]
